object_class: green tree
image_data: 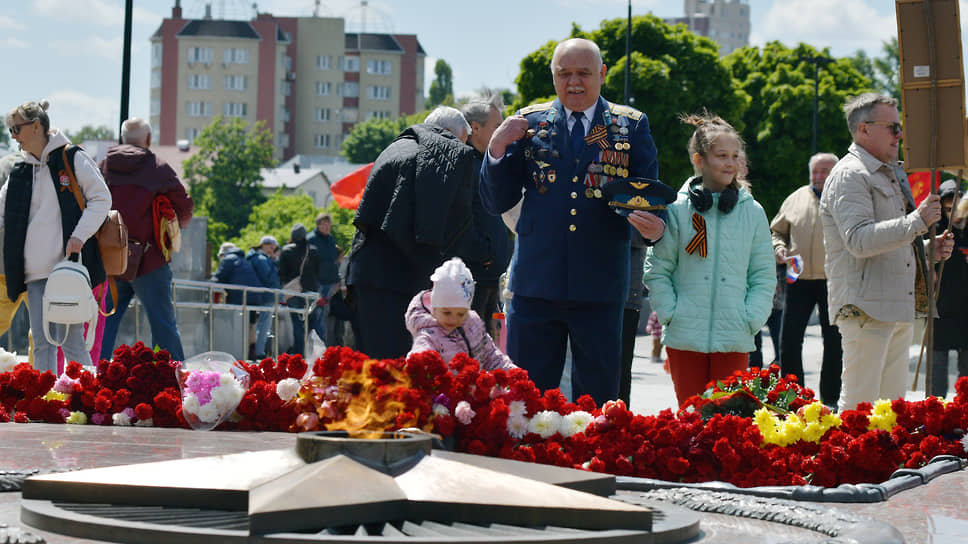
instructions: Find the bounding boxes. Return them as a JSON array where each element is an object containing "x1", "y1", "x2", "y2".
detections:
[
  {"x1": 183, "y1": 115, "x2": 276, "y2": 248},
  {"x1": 231, "y1": 194, "x2": 356, "y2": 263},
  {"x1": 66, "y1": 125, "x2": 115, "y2": 143},
  {"x1": 233, "y1": 191, "x2": 320, "y2": 252},
  {"x1": 427, "y1": 59, "x2": 454, "y2": 108},
  {"x1": 872, "y1": 37, "x2": 901, "y2": 101},
  {"x1": 723, "y1": 42, "x2": 872, "y2": 216},
  {"x1": 340, "y1": 110, "x2": 428, "y2": 163},
  {"x1": 0, "y1": 128, "x2": 8, "y2": 146},
  {"x1": 512, "y1": 15, "x2": 748, "y2": 187}
]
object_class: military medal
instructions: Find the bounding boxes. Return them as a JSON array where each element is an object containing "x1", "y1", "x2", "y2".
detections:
[
  {"x1": 585, "y1": 187, "x2": 595, "y2": 198},
  {"x1": 538, "y1": 129, "x2": 549, "y2": 139},
  {"x1": 594, "y1": 188, "x2": 602, "y2": 198},
  {"x1": 526, "y1": 128, "x2": 536, "y2": 138},
  {"x1": 539, "y1": 185, "x2": 548, "y2": 194},
  {"x1": 547, "y1": 170, "x2": 556, "y2": 183}
]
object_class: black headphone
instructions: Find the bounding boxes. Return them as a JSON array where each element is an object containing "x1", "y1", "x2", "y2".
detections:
[{"x1": 688, "y1": 177, "x2": 739, "y2": 214}]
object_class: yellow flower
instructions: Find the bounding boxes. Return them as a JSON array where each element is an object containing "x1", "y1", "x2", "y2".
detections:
[
  {"x1": 65, "y1": 411, "x2": 87, "y2": 425},
  {"x1": 42, "y1": 389, "x2": 68, "y2": 402},
  {"x1": 868, "y1": 399, "x2": 897, "y2": 432}
]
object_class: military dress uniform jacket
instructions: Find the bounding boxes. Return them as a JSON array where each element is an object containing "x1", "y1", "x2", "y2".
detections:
[{"x1": 481, "y1": 97, "x2": 658, "y2": 304}]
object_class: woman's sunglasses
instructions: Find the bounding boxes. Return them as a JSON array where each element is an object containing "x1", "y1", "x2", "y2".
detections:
[{"x1": 8, "y1": 120, "x2": 35, "y2": 136}]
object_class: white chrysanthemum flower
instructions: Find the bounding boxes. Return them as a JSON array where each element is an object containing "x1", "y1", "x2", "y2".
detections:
[
  {"x1": 112, "y1": 412, "x2": 132, "y2": 426},
  {"x1": 182, "y1": 393, "x2": 201, "y2": 414},
  {"x1": 961, "y1": 433, "x2": 968, "y2": 454},
  {"x1": 560, "y1": 411, "x2": 594, "y2": 437},
  {"x1": 196, "y1": 402, "x2": 219, "y2": 423},
  {"x1": 527, "y1": 410, "x2": 562, "y2": 439},
  {"x1": 276, "y1": 378, "x2": 301, "y2": 401},
  {"x1": 134, "y1": 418, "x2": 153, "y2": 427},
  {"x1": 0, "y1": 348, "x2": 18, "y2": 374},
  {"x1": 210, "y1": 380, "x2": 244, "y2": 410},
  {"x1": 506, "y1": 414, "x2": 529, "y2": 439},
  {"x1": 432, "y1": 403, "x2": 450, "y2": 417},
  {"x1": 508, "y1": 400, "x2": 527, "y2": 419}
]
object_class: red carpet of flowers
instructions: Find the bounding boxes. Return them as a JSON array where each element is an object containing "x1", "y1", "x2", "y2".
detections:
[{"x1": 1, "y1": 343, "x2": 967, "y2": 488}]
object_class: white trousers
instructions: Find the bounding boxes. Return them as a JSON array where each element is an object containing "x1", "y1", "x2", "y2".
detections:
[{"x1": 837, "y1": 314, "x2": 912, "y2": 412}]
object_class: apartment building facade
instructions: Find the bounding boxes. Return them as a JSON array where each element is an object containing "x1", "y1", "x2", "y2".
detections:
[
  {"x1": 151, "y1": 2, "x2": 425, "y2": 160},
  {"x1": 664, "y1": 0, "x2": 750, "y2": 56}
]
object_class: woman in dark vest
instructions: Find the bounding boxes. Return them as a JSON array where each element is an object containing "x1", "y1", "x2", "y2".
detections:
[{"x1": 1, "y1": 100, "x2": 111, "y2": 373}]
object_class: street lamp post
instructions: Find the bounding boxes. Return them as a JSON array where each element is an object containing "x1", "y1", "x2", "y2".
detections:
[
  {"x1": 624, "y1": 0, "x2": 631, "y2": 104},
  {"x1": 801, "y1": 54, "x2": 833, "y2": 155}
]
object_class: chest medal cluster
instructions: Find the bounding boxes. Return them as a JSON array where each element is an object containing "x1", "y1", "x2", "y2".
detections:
[{"x1": 525, "y1": 107, "x2": 633, "y2": 199}]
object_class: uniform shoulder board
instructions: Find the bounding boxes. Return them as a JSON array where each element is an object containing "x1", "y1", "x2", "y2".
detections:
[
  {"x1": 608, "y1": 103, "x2": 643, "y2": 121},
  {"x1": 518, "y1": 101, "x2": 554, "y2": 116}
]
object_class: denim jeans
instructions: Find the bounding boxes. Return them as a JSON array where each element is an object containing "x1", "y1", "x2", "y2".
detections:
[
  {"x1": 254, "y1": 309, "x2": 273, "y2": 358},
  {"x1": 100, "y1": 264, "x2": 185, "y2": 361},
  {"x1": 317, "y1": 282, "x2": 337, "y2": 344},
  {"x1": 28, "y1": 279, "x2": 92, "y2": 373}
]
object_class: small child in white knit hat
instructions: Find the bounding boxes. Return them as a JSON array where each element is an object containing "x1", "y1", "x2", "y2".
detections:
[{"x1": 405, "y1": 257, "x2": 516, "y2": 371}]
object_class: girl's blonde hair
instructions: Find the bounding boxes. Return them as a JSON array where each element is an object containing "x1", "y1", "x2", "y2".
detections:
[{"x1": 680, "y1": 111, "x2": 745, "y2": 188}]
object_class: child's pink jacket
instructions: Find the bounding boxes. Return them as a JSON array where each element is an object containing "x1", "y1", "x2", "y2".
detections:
[{"x1": 405, "y1": 290, "x2": 516, "y2": 371}]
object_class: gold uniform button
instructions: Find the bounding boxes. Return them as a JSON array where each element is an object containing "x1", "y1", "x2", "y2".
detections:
[
  {"x1": 570, "y1": 208, "x2": 577, "y2": 215},
  {"x1": 569, "y1": 224, "x2": 576, "y2": 232},
  {"x1": 570, "y1": 192, "x2": 578, "y2": 199},
  {"x1": 572, "y1": 176, "x2": 579, "y2": 183}
]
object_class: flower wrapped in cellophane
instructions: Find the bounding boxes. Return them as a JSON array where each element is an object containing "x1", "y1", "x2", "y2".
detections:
[{"x1": 176, "y1": 352, "x2": 248, "y2": 431}]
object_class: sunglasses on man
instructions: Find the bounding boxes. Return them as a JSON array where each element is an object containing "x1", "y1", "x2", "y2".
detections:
[
  {"x1": 864, "y1": 120, "x2": 902, "y2": 136},
  {"x1": 8, "y1": 120, "x2": 35, "y2": 136}
]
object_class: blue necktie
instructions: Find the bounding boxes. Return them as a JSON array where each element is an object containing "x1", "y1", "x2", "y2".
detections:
[{"x1": 570, "y1": 111, "x2": 585, "y2": 157}]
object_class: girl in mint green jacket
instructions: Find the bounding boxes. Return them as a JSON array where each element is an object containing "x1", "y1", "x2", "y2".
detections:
[{"x1": 643, "y1": 113, "x2": 775, "y2": 406}]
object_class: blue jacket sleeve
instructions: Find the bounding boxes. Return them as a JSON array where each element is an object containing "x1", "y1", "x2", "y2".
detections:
[
  {"x1": 630, "y1": 113, "x2": 659, "y2": 182},
  {"x1": 480, "y1": 144, "x2": 526, "y2": 216}
]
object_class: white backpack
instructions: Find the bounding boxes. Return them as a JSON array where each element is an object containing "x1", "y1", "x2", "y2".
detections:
[{"x1": 43, "y1": 258, "x2": 98, "y2": 351}]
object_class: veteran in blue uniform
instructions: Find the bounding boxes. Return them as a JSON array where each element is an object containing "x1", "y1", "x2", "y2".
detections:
[{"x1": 481, "y1": 38, "x2": 665, "y2": 404}]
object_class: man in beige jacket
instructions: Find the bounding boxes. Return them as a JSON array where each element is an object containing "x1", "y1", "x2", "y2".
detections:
[
  {"x1": 820, "y1": 93, "x2": 954, "y2": 412},
  {"x1": 771, "y1": 152, "x2": 843, "y2": 406}
]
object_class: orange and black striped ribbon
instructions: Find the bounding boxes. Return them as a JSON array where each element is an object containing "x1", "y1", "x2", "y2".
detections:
[{"x1": 685, "y1": 212, "x2": 707, "y2": 258}]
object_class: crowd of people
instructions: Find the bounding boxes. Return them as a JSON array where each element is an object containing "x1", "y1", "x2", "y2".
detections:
[{"x1": 2, "y1": 36, "x2": 967, "y2": 414}]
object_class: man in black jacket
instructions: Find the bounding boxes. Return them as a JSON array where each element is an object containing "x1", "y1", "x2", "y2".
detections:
[
  {"x1": 347, "y1": 106, "x2": 479, "y2": 359},
  {"x1": 461, "y1": 94, "x2": 512, "y2": 336},
  {"x1": 279, "y1": 223, "x2": 320, "y2": 356}
]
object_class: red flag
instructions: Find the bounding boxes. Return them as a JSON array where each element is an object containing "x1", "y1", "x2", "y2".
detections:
[
  {"x1": 908, "y1": 171, "x2": 941, "y2": 207},
  {"x1": 330, "y1": 163, "x2": 373, "y2": 210}
]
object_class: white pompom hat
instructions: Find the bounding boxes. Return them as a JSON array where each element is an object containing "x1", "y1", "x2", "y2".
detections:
[{"x1": 429, "y1": 257, "x2": 475, "y2": 310}]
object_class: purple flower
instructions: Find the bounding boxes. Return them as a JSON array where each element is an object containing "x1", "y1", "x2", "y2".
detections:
[
  {"x1": 91, "y1": 412, "x2": 107, "y2": 425},
  {"x1": 433, "y1": 394, "x2": 452, "y2": 409}
]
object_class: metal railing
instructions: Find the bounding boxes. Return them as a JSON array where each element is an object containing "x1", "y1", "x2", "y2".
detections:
[{"x1": 125, "y1": 279, "x2": 319, "y2": 359}]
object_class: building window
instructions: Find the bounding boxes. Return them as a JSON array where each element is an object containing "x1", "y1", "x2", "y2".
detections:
[
  {"x1": 314, "y1": 134, "x2": 330, "y2": 149},
  {"x1": 339, "y1": 82, "x2": 359, "y2": 97},
  {"x1": 188, "y1": 47, "x2": 213, "y2": 64},
  {"x1": 223, "y1": 102, "x2": 247, "y2": 117},
  {"x1": 341, "y1": 108, "x2": 359, "y2": 122},
  {"x1": 278, "y1": 133, "x2": 290, "y2": 148},
  {"x1": 150, "y1": 98, "x2": 161, "y2": 116},
  {"x1": 187, "y1": 74, "x2": 211, "y2": 90},
  {"x1": 366, "y1": 59, "x2": 392, "y2": 75},
  {"x1": 186, "y1": 101, "x2": 211, "y2": 117},
  {"x1": 151, "y1": 70, "x2": 161, "y2": 89},
  {"x1": 315, "y1": 81, "x2": 332, "y2": 96},
  {"x1": 151, "y1": 42, "x2": 162, "y2": 68},
  {"x1": 315, "y1": 108, "x2": 331, "y2": 122},
  {"x1": 224, "y1": 75, "x2": 247, "y2": 91},
  {"x1": 316, "y1": 55, "x2": 332, "y2": 70},
  {"x1": 223, "y1": 48, "x2": 249, "y2": 64},
  {"x1": 366, "y1": 111, "x2": 391, "y2": 121},
  {"x1": 282, "y1": 107, "x2": 290, "y2": 123},
  {"x1": 185, "y1": 127, "x2": 200, "y2": 142},
  {"x1": 281, "y1": 80, "x2": 291, "y2": 96},
  {"x1": 342, "y1": 56, "x2": 359, "y2": 72},
  {"x1": 282, "y1": 55, "x2": 292, "y2": 71},
  {"x1": 366, "y1": 85, "x2": 391, "y2": 100}
]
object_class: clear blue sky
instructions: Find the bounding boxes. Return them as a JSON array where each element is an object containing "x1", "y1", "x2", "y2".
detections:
[{"x1": 0, "y1": 0, "x2": 911, "y2": 135}]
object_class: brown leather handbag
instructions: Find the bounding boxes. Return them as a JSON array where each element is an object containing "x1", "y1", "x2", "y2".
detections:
[{"x1": 62, "y1": 147, "x2": 129, "y2": 278}]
